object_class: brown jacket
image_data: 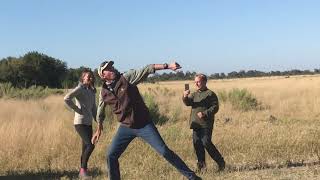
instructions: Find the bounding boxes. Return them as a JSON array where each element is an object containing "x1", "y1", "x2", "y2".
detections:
[
  {"x1": 100, "y1": 75, "x2": 151, "y2": 128},
  {"x1": 97, "y1": 65, "x2": 155, "y2": 128}
]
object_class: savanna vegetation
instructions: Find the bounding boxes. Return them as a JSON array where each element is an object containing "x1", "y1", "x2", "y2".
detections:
[
  {"x1": 2, "y1": 51, "x2": 320, "y2": 89},
  {"x1": 1, "y1": 75, "x2": 320, "y2": 179}
]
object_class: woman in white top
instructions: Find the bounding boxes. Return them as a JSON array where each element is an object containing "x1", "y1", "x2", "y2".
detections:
[{"x1": 64, "y1": 69, "x2": 97, "y2": 178}]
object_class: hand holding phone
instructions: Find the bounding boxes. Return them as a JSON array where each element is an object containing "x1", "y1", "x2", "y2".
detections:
[
  {"x1": 183, "y1": 84, "x2": 190, "y2": 97},
  {"x1": 184, "y1": 84, "x2": 189, "y2": 91}
]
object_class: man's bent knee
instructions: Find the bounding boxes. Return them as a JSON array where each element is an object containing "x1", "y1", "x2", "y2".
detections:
[{"x1": 107, "y1": 149, "x2": 120, "y2": 161}]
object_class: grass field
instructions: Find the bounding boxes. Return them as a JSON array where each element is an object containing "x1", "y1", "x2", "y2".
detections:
[{"x1": 1, "y1": 75, "x2": 320, "y2": 179}]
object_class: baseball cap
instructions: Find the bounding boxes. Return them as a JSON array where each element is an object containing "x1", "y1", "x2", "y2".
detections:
[{"x1": 98, "y1": 60, "x2": 114, "y2": 77}]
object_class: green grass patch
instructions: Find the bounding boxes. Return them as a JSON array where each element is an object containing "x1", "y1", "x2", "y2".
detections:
[{"x1": 0, "y1": 83, "x2": 64, "y2": 100}]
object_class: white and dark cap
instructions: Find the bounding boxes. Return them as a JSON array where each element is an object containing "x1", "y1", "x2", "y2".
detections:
[{"x1": 98, "y1": 60, "x2": 114, "y2": 77}]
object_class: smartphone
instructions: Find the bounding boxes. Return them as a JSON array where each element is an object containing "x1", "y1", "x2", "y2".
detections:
[{"x1": 184, "y1": 83, "x2": 189, "y2": 91}]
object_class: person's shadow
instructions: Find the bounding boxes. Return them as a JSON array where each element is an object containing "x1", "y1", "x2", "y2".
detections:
[
  {"x1": 2, "y1": 168, "x2": 103, "y2": 180},
  {"x1": 226, "y1": 160, "x2": 320, "y2": 173}
]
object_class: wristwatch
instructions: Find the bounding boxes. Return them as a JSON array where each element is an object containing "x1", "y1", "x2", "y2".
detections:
[{"x1": 163, "y1": 63, "x2": 168, "y2": 69}]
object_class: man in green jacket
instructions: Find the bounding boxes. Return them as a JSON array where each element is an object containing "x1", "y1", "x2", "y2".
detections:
[{"x1": 182, "y1": 73, "x2": 225, "y2": 172}]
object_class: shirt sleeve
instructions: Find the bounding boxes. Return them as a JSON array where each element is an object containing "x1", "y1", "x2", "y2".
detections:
[
  {"x1": 182, "y1": 92, "x2": 194, "y2": 106},
  {"x1": 123, "y1": 64, "x2": 155, "y2": 85},
  {"x1": 203, "y1": 91, "x2": 219, "y2": 118},
  {"x1": 64, "y1": 86, "x2": 82, "y2": 114},
  {"x1": 96, "y1": 89, "x2": 106, "y2": 123},
  {"x1": 92, "y1": 93, "x2": 97, "y2": 122}
]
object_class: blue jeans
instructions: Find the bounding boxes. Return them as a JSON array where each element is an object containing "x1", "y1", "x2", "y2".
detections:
[{"x1": 106, "y1": 122, "x2": 196, "y2": 180}]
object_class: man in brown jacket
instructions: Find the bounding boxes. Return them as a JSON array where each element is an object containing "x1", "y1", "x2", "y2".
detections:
[{"x1": 92, "y1": 60, "x2": 201, "y2": 180}]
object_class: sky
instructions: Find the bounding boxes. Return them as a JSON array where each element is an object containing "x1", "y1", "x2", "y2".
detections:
[{"x1": 1, "y1": 0, "x2": 320, "y2": 74}]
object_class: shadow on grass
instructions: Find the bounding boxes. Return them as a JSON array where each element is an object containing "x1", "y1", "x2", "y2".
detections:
[
  {"x1": 3, "y1": 167, "x2": 104, "y2": 180},
  {"x1": 227, "y1": 160, "x2": 320, "y2": 172}
]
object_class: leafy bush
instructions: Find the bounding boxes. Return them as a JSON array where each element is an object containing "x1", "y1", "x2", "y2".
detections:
[
  {"x1": 143, "y1": 93, "x2": 168, "y2": 125},
  {"x1": 218, "y1": 88, "x2": 261, "y2": 111},
  {"x1": 217, "y1": 90, "x2": 228, "y2": 103},
  {"x1": 0, "y1": 83, "x2": 64, "y2": 100},
  {"x1": 228, "y1": 88, "x2": 259, "y2": 111},
  {"x1": 0, "y1": 82, "x2": 15, "y2": 98}
]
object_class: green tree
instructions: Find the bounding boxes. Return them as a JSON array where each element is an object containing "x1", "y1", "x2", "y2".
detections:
[
  {"x1": 0, "y1": 57, "x2": 23, "y2": 87},
  {"x1": 19, "y1": 52, "x2": 67, "y2": 88}
]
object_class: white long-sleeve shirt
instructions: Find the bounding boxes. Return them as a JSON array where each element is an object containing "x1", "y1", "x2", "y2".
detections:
[{"x1": 64, "y1": 83, "x2": 97, "y2": 125}]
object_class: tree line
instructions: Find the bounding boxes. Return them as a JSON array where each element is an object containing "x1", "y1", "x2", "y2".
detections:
[
  {"x1": 1, "y1": 52, "x2": 320, "y2": 88},
  {"x1": 145, "y1": 68, "x2": 320, "y2": 82}
]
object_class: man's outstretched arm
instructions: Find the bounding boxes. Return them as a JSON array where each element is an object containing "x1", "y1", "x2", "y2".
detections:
[
  {"x1": 124, "y1": 62, "x2": 182, "y2": 85},
  {"x1": 153, "y1": 62, "x2": 181, "y2": 71}
]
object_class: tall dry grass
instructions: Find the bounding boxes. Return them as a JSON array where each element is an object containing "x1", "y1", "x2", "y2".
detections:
[{"x1": 1, "y1": 75, "x2": 320, "y2": 179}]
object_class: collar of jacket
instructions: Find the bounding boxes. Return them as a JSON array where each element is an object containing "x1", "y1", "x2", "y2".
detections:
[
  {"x1": 78, "y1": 82, "x2": 96, "y2": 92},
  {"x1": 197, "y1": 86, "x2": 208, "y2": 92}
]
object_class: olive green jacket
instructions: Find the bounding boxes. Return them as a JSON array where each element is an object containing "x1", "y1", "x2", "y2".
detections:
[{"x1": 182, "y1": 88, "x2": 219, "y2": 129}]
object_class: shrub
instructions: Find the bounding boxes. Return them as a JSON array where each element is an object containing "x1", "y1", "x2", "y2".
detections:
[
  {"x1": 0, "y1": 83, "x2": 64, "y2": 100},
  {"x1": 171, "y1": 106, "x2": 182, "y2": 123},
  {"x1": 0, "y1": 82, "x2": 15, "y2": 98},
  {"x1": 217, "y1": 90, "x2": 228, "y2": 103},
  {"x1": 228, "y1": 88, "x2": 259, "y2": 111},
  {"x1": 143, "y1": 93, "x2": 168, "y2": 125},
  {"x1": 218, "y1": 88, "x2": 261, "y2": 111}
]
